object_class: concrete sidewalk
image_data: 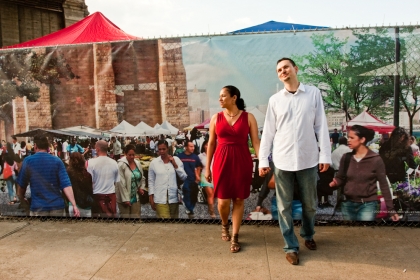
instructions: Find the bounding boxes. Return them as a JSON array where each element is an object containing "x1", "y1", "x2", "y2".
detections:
[{"x1": 0, "y1": 220, "x2": 419, "y2": 279}]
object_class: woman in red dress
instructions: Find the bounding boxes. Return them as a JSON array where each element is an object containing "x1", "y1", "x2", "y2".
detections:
[{"x1": 205, "y1": 85, "x2": 260, "y2": 253}]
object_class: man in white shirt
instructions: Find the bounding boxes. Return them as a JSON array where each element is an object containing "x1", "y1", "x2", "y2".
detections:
[
  {"x1": 111, "y1": 136, "x2": 122, "y2": 161},
  {"x1": 259, "y1": 58, "x2": 331, "y2": 265},
  {"x1": 62, "y1": 140, "x2": 69, "y2": 161},
  {"x1": 331, "y1": 137, "x2": 352, "y2": 171},
  {"x1": 11, "y1": 136, "x2": 20, "y2": 155},
  {"x1": 87, "y1": 140, "x2": 120, "y2": 218}
]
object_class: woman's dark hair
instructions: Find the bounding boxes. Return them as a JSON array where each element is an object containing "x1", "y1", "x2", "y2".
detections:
[
  {"x1": 124, "y1": 144, "x2": 136, "y2": 154},
  {"x1": 20, "y1": 141, "x2": 26, "y2": 149},
  {"x1": 69, "y1": 152, "x2": 86, "y2": 170},
  {"x1": 349, "y1": 125, "x2": 375, "y2": 145},
  {"x1": 157, "y1": 139, "x2": 169, "y2": 148},
  {"x1": 190, "y1": 127, "x2": 199, "y2": 141},
  {"x1": 223, "y1": 85, "x2": 246, "y2": 111},
  {"x1": 201, "y1": 140, "x2": 208, "y2": 153},
  {"x1": 389, "y1": 127, "x2": 409, "y2": 148}
]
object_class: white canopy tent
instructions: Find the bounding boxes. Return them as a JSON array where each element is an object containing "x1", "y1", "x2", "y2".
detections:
[
  {"x1": 160, "y1": 120, "x2": 179, "y2": 135},
  {"x1": 248, "y1": 108, "x2": 266, "y2": 129},
  {"x1": 109, "y1": 120, "x2": 136, "y2": 134}
]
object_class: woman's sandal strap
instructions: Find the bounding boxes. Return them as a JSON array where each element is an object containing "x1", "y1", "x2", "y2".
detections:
[
  {"x1": 221, "y1": 224, "x2": 231, "y2": 241},
  {"x1": 230, "y1": 234, "x2": 240, "y2": 253}
]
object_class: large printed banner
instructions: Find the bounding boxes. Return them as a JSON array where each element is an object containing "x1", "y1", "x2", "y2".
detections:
[{"x1": 0, "y1": 27, "x2": 419, "y2": 221}]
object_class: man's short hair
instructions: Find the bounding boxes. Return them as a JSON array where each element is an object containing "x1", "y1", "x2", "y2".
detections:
[
  {"x1": 277, "y1": 57, "x2": 296, "y2": 67},
  {"x1": 184, "y1": 140, "x2": 193, "y2": 147},
  {"x1": 34, "y1": 136, "x2": 49, "y2": 150},
  {"x1": 11, "y1": 136, "x2": 17, "y2": 141},
  {"x1": 338, "y1": 137, "x2": 348, "y2": 145},
  {"x1": 96, "y1": 140, "x2": 108, "y2": 153}
]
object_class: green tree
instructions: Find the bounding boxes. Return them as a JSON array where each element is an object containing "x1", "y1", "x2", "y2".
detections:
[
  {"x1": 293, "y1": 32, "x2": 353, "y2": 120},
  {"x1": 0, "y1": 49, "x2": 77, "y2": 106}
]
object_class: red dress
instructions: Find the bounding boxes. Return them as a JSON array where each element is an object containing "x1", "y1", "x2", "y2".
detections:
[{"x1": 213, "y1": 111, "x2": 253, "y2": 199}]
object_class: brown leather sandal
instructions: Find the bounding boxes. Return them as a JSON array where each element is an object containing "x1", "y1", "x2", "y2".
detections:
[
  {"x1": 221, "y1": 224, "x2": 231, "y2": 241},
  {"x1": 230, "y1": 234, "x2": 240, "y2": 253}
]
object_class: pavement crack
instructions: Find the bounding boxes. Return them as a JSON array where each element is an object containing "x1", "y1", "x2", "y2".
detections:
[
  {"x1": 89, "y1": 223, "x2": 143, "y2": 280},
  {"x1": 263, "y1": 227, "x2": 272, "y2": 280}
]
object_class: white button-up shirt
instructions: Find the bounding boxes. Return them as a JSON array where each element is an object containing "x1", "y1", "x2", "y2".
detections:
[
  {"x1": 148, "y1": 156, "x2": 187, "y2": 204},
  {"x1": 259, "y1": 83, "x2": 331, "y2": 171}
]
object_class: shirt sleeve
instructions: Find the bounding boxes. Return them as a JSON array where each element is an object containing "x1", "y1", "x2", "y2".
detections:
[
  {"x1": 148, "y1": 161, "x2": 156, "y2": 196},
  {"x1": 58, "y1": 160, "x2": 72, "y2": 189},
  {"x1": 194, "y1": 154, "x2": 203, "y2": 168},
  {"x1": 259, "y1": 97, "x2": 276, "y2": 168},
  {"x1": 16, "y1": 159, "x2": 29, "y2": 188},
  {"x1": 174, "y1": 156, "x2": 188, "y2": 180},
  {"x1": 114, "y1": 161, "x2": 120, "y2": 183},
  {"x1": 313, "y1": 89, "x2": 332, "y2": 164}
]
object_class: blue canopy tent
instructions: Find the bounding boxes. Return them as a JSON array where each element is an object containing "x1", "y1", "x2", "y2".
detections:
[{"x1": 229, "y1": 21, "x2": 328, "y2": 34}]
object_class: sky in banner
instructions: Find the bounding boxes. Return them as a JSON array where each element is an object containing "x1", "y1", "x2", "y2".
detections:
[
  {"x1": 85, "y1": 0, "x2": 420, "y2": 38},
  {"x1": 181, "y1": 30, "x2": 357, "y2": 108}
]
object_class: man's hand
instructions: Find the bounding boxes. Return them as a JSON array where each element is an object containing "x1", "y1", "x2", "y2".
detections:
[
  {"x1": 149, "y1": 195, "x2": 156, "y2": 211},
  {"x1": 259, "y1": 167, "x2": 271, "y2": 177},
  {"x1": 123, "y1": 201, "x2": 131, "y2": 207},
  {"x1": 72, "y1": 205, "x2": 80, "y2": 218},
  {"x1": 319, "y1": 163, "x2": 330, "y2": 173}
]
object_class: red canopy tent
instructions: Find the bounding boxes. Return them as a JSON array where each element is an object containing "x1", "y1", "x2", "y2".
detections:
[
  {"x1": 195, "y1": 119, "x2": 210, "y2": 129},
  {"x1": 345, "y1": 111, "x2": 395, "y2": 134},
  {"x1": 4, "y1": 12, "x2": 139, "y2": 49}
]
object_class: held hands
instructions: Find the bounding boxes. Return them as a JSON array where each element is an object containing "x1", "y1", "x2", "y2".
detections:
[
  {"x1": 123, "y1": 201, "x2": 131, "y2": 207},
  {"x1": 259, "y1": 167, "x2": 271, "y2": 177}
]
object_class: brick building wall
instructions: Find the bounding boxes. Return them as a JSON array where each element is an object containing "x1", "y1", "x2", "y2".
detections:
[{"x1": 0, "y1": 0, "x2": 88, "y2": 48}]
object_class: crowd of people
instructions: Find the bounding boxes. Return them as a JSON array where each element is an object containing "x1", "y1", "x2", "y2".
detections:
[{"x1": 1, "y1": 57, "x2": 413, "y2": 265}]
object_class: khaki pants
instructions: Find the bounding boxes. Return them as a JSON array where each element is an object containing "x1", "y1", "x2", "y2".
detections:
[
  {"x1": 30, "y1": 209, "x2": 65, "y2": 217},
  {"x1": 118, "y1": 201, "x2": 141, "y2": 219},
  {"x1": 155, "y1": 203, "x2": 179, "y2": 219}
]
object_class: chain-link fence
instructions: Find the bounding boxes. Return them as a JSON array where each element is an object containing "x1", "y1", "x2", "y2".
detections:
[{"x1": 0, "y1": 26, "x2": 420, "y2": 227}]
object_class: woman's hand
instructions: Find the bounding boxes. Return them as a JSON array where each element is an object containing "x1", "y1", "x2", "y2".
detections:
[
  {"x1": 390, "y1": 213, "x2": 399, "y2": 222},
  {"x1": 205, "y1": 168, "x2": 212, "y2": 183},
  {"x1": 149, "y1": 195, "x2": 156, "y2": 211},
  {"x1": 168, "y1": 156, "x2": 178, "y2": 169},
  {"x1": 137, "y1": 188, "x2": 145, "y2": 195},
  {"x1": 329, "y1": 178, "x2": 338, "y2": 188}
]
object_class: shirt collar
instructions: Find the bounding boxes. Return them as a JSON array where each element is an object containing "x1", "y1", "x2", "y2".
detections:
[{"x1": 282, "y1": 83, "x2": 306, "y2": 95}]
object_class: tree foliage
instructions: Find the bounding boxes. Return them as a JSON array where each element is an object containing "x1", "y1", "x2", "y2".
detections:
[{"x1": 0, "y1": 49, "x2": 77, "y2": 106}]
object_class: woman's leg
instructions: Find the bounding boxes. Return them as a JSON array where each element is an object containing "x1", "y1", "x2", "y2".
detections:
[
  {"x1": 231, "y1": 198, "x2": 244, "y2": 235},
  {"x1": 218, "y1": 198, "x2": 231, "y2": 241},
  {"x1": 6, "y1": 179, "x2": 15, "y2": 202},
  {"x1": 204, "y1": 187, "x2": 215, "y2": 216},
  {"x1": 218, "y1": 198, "x2": 231, "y2": 225},
  {"x1": 356, "y1": 201, "x2": 377, "y2": 221}
]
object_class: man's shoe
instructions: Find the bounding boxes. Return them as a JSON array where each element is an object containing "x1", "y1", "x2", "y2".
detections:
[
  {"x1": 305, "y1": 239, "x2": 317, "y2": 250},
  {"x1": 285, "y1": 252, "x2": 299, "y2": 265}
]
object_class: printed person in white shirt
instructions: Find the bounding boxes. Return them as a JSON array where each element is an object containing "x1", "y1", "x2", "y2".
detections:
[
  {"x1": 148, "y1": 140, "x2": 187, "y2": 219},
  {"x1": 259, "y1": 58, "x2": 331, "y2": 266}
]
